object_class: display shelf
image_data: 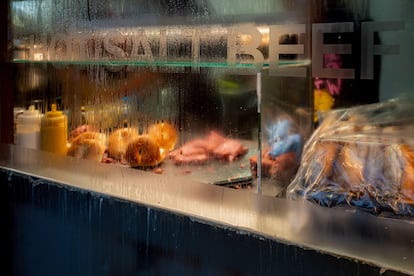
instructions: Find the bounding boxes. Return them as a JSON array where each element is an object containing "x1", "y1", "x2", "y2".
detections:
[{"x1": 12, "y1": 59, "x2": 310, "y2": 70}]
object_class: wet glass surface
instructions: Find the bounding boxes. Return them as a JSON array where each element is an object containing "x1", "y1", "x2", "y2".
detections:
[{"x1": 5, "y1": 1, "x2": 414, "y2": 274}]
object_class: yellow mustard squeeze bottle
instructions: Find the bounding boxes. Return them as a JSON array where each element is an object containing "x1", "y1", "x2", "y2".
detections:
[{"x1": 41, "y1": 104, "x2": 68, "y2": 155}]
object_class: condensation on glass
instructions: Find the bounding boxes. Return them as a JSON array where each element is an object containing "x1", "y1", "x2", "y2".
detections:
[
  {"x1": 9, "y1": 1, "x2": 414, "y2": 196},
  {"x1": 6, "y1": 0, "x2": 414, "y2": 274}
]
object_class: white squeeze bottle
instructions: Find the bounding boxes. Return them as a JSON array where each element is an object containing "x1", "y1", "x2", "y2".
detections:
[{"x1": 15, "y1": 105, "x2": 42, "y2": 150}]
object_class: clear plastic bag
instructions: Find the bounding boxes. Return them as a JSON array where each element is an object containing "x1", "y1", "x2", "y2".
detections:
[{"x1": 287, "y1": 96, "x2": 414, "y2": 217}]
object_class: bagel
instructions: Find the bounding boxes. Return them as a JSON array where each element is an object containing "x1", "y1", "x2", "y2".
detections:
[
  {"x1": 148, "y1": 122, "x2": 178, "y2": 151},
  {"x1": 125, "y1": 135, "x2": 165, "y2": 167},
  {"x1": 108, "y1": 127, "x2": 139, "y2": 160},
  {"x1": 67, "y1": 131, "x2": 106, "y2": 162}
]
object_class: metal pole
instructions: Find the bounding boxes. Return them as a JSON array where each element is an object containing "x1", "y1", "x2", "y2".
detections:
[{"x1": 256, "y1": 71, "x2": 262, "y2": 194}]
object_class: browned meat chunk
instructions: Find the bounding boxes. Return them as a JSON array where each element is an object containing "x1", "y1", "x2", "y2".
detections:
[{"x1": 249, "y1": 151, "x2": 297, "y2": 180}]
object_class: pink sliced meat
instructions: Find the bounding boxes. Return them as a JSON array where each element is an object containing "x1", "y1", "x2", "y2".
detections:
[
  {"x1": 203, "y1": 130, "x2": 227, "y2": 151},
  {"x1": 177, "y1": 139, "x2": 209, "y2": 156},
  {"x1": 213, "y1": 139, "x2": 248, "y2": 161},
  {"x1": 172, "y1": 153, "x2": 210, "y2": 165},
  {"x1": 169, "y1": 130, "x2": 247, "y2": 165}
]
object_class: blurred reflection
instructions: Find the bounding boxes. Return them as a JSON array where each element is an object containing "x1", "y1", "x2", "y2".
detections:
[{"x1": 312, "y1": 0, "x2": 380, "y2": 125}]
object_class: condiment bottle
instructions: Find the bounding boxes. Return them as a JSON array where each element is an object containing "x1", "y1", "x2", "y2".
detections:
[
  {"x1": 41, "y1": 104, "x2": 68, "y2": 155},
  {"x1": 15, "y1": 105, "x2": 42, "y2": 150}
]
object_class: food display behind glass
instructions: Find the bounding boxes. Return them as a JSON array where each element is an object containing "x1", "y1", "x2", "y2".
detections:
[{"x1": 9, "y1": 0, "x2": 414, "y2": 212}]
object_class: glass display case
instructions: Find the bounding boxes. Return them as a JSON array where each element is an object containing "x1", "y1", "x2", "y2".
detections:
[
  {"x1": 9, "y1": 0, "x2": 317, "y2": 194},
  {"x1": 8, "y1": 0, "x2": 413, "y2": 194},
  {"x1": 1, "y1": 0, "x2": 414, "y2": 275}
]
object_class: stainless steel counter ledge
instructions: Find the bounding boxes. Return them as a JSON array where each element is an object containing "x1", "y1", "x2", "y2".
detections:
[{"x1": 1, "y1": 143, "x2": 413, "y2": 275}]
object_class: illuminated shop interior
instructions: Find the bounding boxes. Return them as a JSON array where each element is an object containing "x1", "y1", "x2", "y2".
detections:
[{"x1": 1, "y1": 0, "x2": 413, "y2": 275}]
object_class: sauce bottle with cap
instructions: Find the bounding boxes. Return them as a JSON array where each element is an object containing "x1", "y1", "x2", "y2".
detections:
[
  {"x1": 15, "y1": 105, "x2": 42, "y2": 150},
  {"x1": 41, "y1": 104, "x2": 68, "y2": 155}
]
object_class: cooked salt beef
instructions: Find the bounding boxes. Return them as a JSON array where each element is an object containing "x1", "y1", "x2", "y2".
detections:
[
  {"x1": 168, "y1": 139, "x2": 207, "y2": 163},
  {"x1": 169, "y1": 131, "x2": 225, "y2": 157},
  {"x1": 169, "y1": 130, "x2": 247, "y2": 165},
  {"x1": 213, "y1": 139, "x2": 248, "y2": 161},
  {"x1": 202, "y1": 130, "x2": 227, "y2": 152},
  {"x1": 171, "y1": 153, "x2": 210, "y2": 165},
  {"x1": 173, "y1": 139, "x2": 209, "y2": 156}
]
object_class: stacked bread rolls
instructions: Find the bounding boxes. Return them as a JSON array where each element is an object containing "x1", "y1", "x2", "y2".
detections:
[{"x1": 288, "y1": 97, "x2": 414, "y2": 216}]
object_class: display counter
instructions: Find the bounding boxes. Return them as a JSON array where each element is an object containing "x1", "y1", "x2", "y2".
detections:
[
  {"x1": 3, "y1": 1, "x2": 414, "y2": 275},
  {"x1": 1, "y1": 143, "x2": 413, "y2": 275}
]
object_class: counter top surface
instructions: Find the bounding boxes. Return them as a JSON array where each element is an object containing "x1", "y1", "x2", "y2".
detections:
[{"x1": 1, "y1": 144, "x2": 413, "y2": 275}]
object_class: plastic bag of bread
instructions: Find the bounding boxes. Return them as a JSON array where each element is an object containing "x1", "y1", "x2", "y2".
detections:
[{"x1": 287, "y1": 96, "x2": 414, "y2": 217}]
